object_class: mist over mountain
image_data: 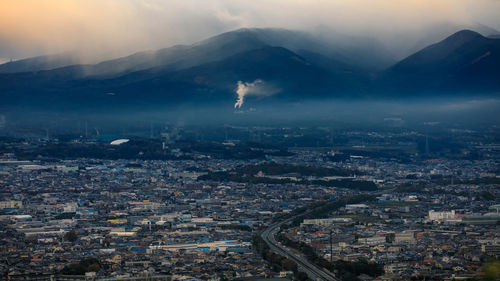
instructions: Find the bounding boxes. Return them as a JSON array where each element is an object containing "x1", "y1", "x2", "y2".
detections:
[
  {"x1": 378, "y1": 22, "x2": 500, "y2": 60},
  {"x1": 0, "y1": 28, "x2": 499, "y2": 115},
  {"x1": 0, "y1": 53, "x2": 80, "y2": 73},
  {"x1": 0, "y1": 28, "x2": 394, "y2": 76}
]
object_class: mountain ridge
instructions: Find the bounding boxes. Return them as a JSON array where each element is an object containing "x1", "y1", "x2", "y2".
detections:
[
  {"x1": 1, "y1": 28, "x2": 499, "y2": 112},
  {"x1": 378, "y1": 29, "x2": 500, "y2": 95}
]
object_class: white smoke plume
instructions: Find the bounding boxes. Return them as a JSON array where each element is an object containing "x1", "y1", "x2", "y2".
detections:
[
  {"x1": 235, "y1": 80, "x2": 262, "y2": 109},
  {"x1": 234, "y1": 79, "x2": 279, "y2": 109}
]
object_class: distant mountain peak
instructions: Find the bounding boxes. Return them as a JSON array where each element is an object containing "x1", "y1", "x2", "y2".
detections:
[
  {"x1": 383, "y1": 28, "x2": 500, "y2": 95},
  {"x1": 443, "y1": 29, "x2": 484, "y2": 45}
]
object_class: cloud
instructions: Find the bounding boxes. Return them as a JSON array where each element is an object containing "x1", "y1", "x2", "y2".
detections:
[
  {"x1": 0, "y1": 0, "x2": 499, "y2": 62},
  {"x1": 0, "y1": 0, "x2": 238, "y2": 62}
]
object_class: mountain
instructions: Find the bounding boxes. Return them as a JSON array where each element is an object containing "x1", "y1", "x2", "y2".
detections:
[
  {"x1": 381, "y1": 22, "x2": 500, "y2": 60},
  {"x1": 104, "y1": 47, "x2": 344, "y2": 102},
  {"x1": 79, "y1": 27, "x2": 394, "y2": 75},
  {"x1": 4, "y1": 23, "x2": 496, "y2": 75},
  {"x1": 0, "y1": 46, "x2": 369, "y2": 111},
  {"x1": 0, "y1": 28, "x2": 370, "y2": 111},
  {"x1": 378, "y1": 30, "x2": 500, "y2": 95},
  {"x1": 0, "y1": 54, "x2": 80, "y2": 73},
  {"x1": 79, "y1": 29, "x2": 271, "y2": 78},
  {"x1": 0, "y1": 28, "x2": 269, "y2": 78},
  {"x1": 1, "y1": 28, "x2": 499, "y2": 113},
  {"x1": 0, "y1": 28, "x2": 394, "y2": 77}
]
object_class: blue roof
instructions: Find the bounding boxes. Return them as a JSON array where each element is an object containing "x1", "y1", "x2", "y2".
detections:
[
  {"x1": 78, "y1": 208, "x2": 97, "y2": 212},
  {"x1": 227, "y1": 247, "x2": 248, "y2": 253},
  {"x1": 130, "y1": 247, "x2": 147, "y2": 251}
]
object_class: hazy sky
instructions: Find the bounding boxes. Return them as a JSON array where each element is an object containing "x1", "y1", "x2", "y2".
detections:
[{"x1": 1, "y1": 0, "x2": 499, "y2": 63}]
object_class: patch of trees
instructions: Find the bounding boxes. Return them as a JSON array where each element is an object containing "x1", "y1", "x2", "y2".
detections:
[
  {"x1": 480, "y1": 258, "x2": 500, "y2": 280},
  {"x1": 219, "y1": 224, "x2": 252, "y2": 231},
  {"x1": 416, "y1": 137, "x2": 464, "y2": 156},
  {"x1": 199, "y1": 170, "x2": 377, "y2": 191},
  {"x1": 233, "y1": 163, "x2": 354, "y2": 177},
  {"x1": 480, "y1": 191, "x2": 495, "y2": 201},
  {"x1": 431, "y1": 177, "x2": 500, "y2": 186},
  {"x1": 309, "y1": 179, "x2": 377, "y2": 191},
  {"x1": 9, "y1": 140, "x2": 188, "y2": 161},
  {"x1": 395, "y1": 182, "x2": 486, "y2": 198},
  {"x1": 6, "y1": 139, "x2": 292, "y2": 161},
  {"x1": 327, "y1": 153, "x2": 350, "y2": 162},
  {"x1": 59, "y1": 257, "x2": 101, "y2": 275},
  {"x1": 55, "y1": 212, "x2": 75, "y2": 220},
  {"x1": 282, "y1": 195, "x2": 376, "y2": 228},
  {"x1": 63, "y1": 230, "x2": 78, "y2": 242},
  {"x1": 175, "y1": 140, "x2": 292, "y2": 159}
]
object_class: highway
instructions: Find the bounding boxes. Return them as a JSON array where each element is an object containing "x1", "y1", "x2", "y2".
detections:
[{"x1": 260, "y1": 215, "x2": 341, "y2": 281}]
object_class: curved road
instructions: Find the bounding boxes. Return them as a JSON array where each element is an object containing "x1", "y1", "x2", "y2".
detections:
[{"x1": 261, "y1": 215, "x2": 341, "y2": 281}]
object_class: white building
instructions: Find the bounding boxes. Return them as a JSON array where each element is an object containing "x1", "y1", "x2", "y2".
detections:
[
  {"x1": 346, "y1": 204, "x2": 369, "y2": 210},
  {"x1": 358, "y1": 236, "x2": 386, "y2": 246},
  {"x1": 395, "y1": 231, "x2": 415, "y2": 244},
  {"x1": 0, "y1": 200, "x2": 22, "y2": 209},
  {"x1": 302, "y1": 218, "x2": 353, "y2": 226},
  {"x1": 428, "y1": 210, "x2": 456, "y2": 221}
]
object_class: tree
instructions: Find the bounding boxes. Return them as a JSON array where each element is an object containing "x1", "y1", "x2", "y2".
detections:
[
  {"x1": 64, "y1": 230, "x2": 78, "y2": 242},
  {"x1": 59, "y1": 258, "x2": 101, "y2": 275},
  {"x1": 480, "y1": 191, "x2": 495, "y2": 201},
  {"x1": 481, "y1": 259, "x2": 500, "y2": 280},
  {"x1": 386, "y1": 233, "x2": 395, "y2": 243},
  {"x1": 88, "y1": 263, "x2": 100, "y2": 272},
  {"x1": 295, "y1": 271, "x2": 309, "y2": 281},
  {"x1": 283, "y1": 258, "x2": 298, "y2": 272}
]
